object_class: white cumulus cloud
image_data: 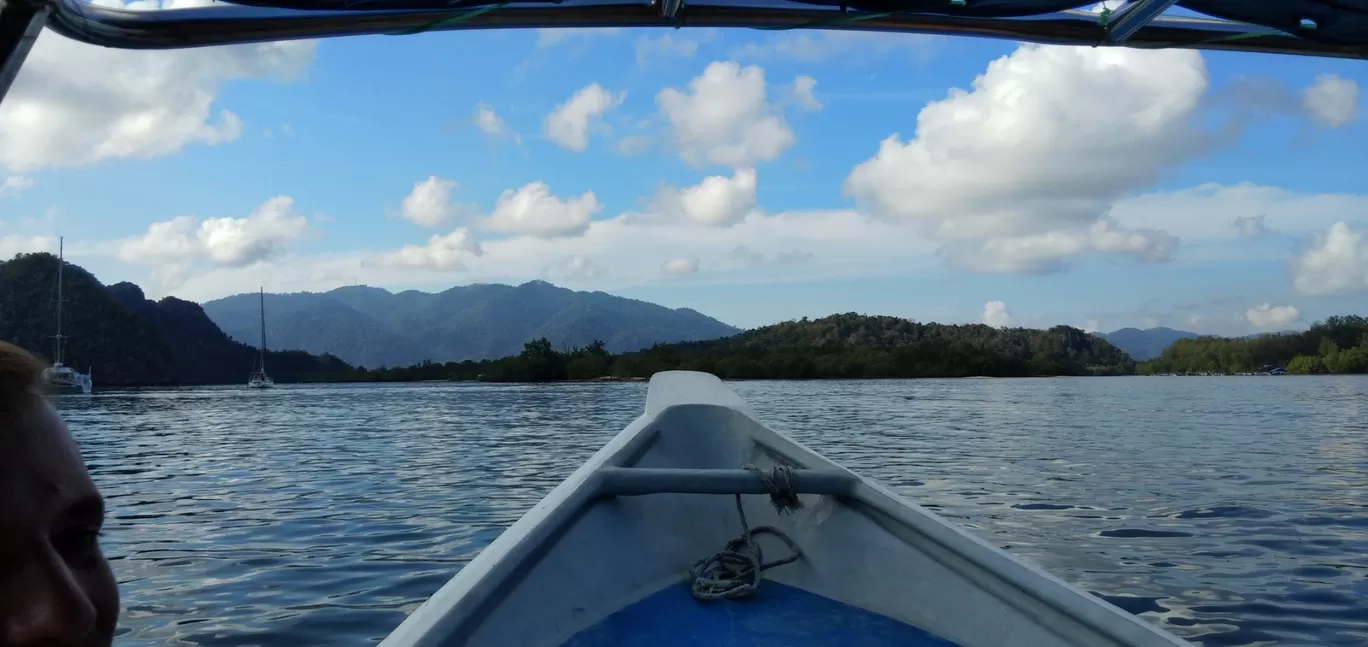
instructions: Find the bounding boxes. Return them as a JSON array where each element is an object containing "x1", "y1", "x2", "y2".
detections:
[
  {"x1": 981, "y1": 301, "x2": 1011, "y2": 328},
  {"x1": 482, "y1": 182, "x2": 602, "y2": 239},
  {"x1": 844, "y1": 45, "x2": 1208, "y2": 273},
  {"x1": 398, "y1": 176, "x2": 473, "y2": 228},
  {"x1": 657, "y1": 61, "x2": 795, "y2": 169},
  {"x1": 1301, "y1": 74, "x2": 1359, "y2": 129},
  {"x1": 383, "y1": 227, "x2": 482, "y2": 271},
  {"x1": 117, "y1": 196, "x2": 309, "y2": 281},
  {"x1": 792, "y1": 76, "x2": 822, "y2": 111},
  {"x1": 543, "y1": 84, "x2": 625, "y2": 152},
  {"x1": 472, "y1": 103, "x2": 511, "y2": 138},
  {"x1": 0, "y1": 3, "x2": 314, "y2": 172},
  {"x1": 650, "y1": 168, "x2": 758, "y2": 228},
  {"x1": 1292, "y1": 222, "x2": 1368, "y2": 296},
  {"x1": 1245, "y1": 303, "x2": 1301, "y2": 332},
  {"x1": 119, "y1": 216, "x2": 209, "y2": 265}
]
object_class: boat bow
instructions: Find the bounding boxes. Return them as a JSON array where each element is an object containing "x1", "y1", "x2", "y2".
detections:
[{"x1": 380, "y1": 371, "x2": 1191, "y2": 647}]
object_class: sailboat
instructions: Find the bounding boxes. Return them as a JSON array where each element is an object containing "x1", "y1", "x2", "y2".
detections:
[
  {"x1": 41, "y1": 237, "x2": 93, "y2": 395},
  {"x1": 247, "y1": 287, "x2": 275, "y2": 388}
]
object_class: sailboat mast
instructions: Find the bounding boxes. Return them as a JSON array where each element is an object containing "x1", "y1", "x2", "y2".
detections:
[
  {"x1": 53, "y1": 237, "x2": 65, "y2": 365},
  {"x1": 259, "y1": 287, "x2": 267, "y2": 371}
]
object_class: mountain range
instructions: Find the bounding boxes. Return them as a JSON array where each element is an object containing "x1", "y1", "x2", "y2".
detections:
[
  {"x1": 1096, "y1": 327, "x2": 1201, "y2": 361},
  {"x1": 5, "y1": 249, "x2": 1315, "y2": 386},
  {"x1": 0, "y1": 252, "x2": 349, "y2": 385},
  {"x1": 201, "y1": 282, "x2": 741, "y2": 369}
]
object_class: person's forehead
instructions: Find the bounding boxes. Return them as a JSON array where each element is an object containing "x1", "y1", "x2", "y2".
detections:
[{"x1": 0, "y1": 401, "x2": 98, "y2": 519}]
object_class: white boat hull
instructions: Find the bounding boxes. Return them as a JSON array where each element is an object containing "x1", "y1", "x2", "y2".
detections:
[
  {"x1": 43, "y1": 365, "x2": 92, "y2": 395},
  {"x1": 380, "y1": 371, "x2": 1190, "y2": 647}
]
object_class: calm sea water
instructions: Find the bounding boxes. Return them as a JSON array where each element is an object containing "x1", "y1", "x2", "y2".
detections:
[{"x1": 53, "y1": 377, "x2": 1368, "y2": 646}]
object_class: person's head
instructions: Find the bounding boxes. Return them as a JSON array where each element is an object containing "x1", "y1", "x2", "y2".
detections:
[{"x1": 0, "y1": 342, "x2": 118, "y2": 647}]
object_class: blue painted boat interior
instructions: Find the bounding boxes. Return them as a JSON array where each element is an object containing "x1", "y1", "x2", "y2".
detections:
[{"x1": 558, "y1": 581, "x2": 964, "y2": 647}]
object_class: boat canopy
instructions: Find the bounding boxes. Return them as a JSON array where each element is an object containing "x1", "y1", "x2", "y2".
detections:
[{"x1": 2, "y1": 0, "x2": 1365, "y2": 103}]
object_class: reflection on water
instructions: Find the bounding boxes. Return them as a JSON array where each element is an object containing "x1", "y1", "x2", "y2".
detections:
[{"x1": 56, "y1": 377, "x2": 1368, "y2": 646}]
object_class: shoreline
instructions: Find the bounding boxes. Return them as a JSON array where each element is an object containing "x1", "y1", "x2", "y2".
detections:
[
  {"x1": 57, "y1": 374, "x2": 1133, "y2": 389},
  {"x1": 68, "y1": 372, "x2": 1368, "y2": 390}
]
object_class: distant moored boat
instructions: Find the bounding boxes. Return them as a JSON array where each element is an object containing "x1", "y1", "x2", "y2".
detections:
[
  {"x1": 247, "y1": 287, "x2": 274, "y2": 389},
  {"x1": 42, "y1": 237, "x2": 93, "y2": 396}
]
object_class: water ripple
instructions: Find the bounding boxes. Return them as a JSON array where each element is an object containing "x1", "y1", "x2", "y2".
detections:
[{"x1": 54, "y1": 376, "x2": 1368, "y2": 647}]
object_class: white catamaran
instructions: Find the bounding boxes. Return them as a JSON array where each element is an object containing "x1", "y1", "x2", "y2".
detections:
[
  {"x1": 41, "y1": 237, "x2": 93, "y2": 395},
  {"x1": 247, "y1": 287, "x2": 274, "y2": 388}
]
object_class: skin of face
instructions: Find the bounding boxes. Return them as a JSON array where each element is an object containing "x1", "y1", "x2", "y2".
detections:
[{"x1": 0, "y1": 397, "x2": 119, "y2": 647}]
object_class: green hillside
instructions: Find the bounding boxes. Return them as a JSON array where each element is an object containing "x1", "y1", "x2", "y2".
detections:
[
  {"x1": 320, "y1": 312, "x2": 1136, "y2": 382},
  {"x1": 0, "y1": 253, "x2": 351, "y2": 386},
  {"x1": 1138, "y1": 316, "x2": 1368, "y2": 374}
]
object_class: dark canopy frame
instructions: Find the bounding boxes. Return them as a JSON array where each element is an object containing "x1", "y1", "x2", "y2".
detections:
[{"x1": 2, "y1": 0, "x2": 1366, "y2": 104}]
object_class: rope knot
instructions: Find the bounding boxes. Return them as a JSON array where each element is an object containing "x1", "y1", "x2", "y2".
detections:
[
  {"x1": 689, "y1": 463, "x2": 805, "y2": 602},
  {"x1": 743, "y1": 463, "x2": 805, "y2": 514}
]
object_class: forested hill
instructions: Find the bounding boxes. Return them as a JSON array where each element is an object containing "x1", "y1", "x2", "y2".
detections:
[
  {"x1": 616, "y1": 313, "x2": 1136, "y2": 379},
  {"x1": 327, "y1": 312, "x2": 1136, "y2": 382},
  {"x1": 1139, "y1": 315, "x2": 1368, "y2": 374},
  {"x1": 0, "y1": 253, "x2": 351, "y2": 385},
  {"x1": 1, "y1": 253, "x2": 176, "y2": 384}
]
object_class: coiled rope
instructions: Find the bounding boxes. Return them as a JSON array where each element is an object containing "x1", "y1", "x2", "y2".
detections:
[{"x1": 688, "y1": 464, "x2": 806, "y2": 602}]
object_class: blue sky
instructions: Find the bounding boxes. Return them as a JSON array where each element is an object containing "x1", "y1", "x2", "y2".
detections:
[{"x1": 1, "y1": 1, "x2": 1366, "y2": 334}]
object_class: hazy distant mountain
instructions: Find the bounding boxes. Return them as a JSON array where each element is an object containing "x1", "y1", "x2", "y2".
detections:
[
  {"x1": 1098, "y1": 327, "x2": 1200, "y2": 360},
  {"x1": 202, "y1": 281, "x2": 741, "y2": 368}
]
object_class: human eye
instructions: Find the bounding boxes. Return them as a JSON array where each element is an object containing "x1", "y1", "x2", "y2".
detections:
[
  {"x1": 53, "y1": 527, "x2": 105, "y2": 559},
  {"x1": 52, "y1": 496, "x2": 109, "y2": 562}
]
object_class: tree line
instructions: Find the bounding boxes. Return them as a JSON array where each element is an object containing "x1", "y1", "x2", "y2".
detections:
[
  {"x1": 1137, "y1": 315, "x2": 1368, "y2": 375},
  {"x1": 309, "y1": 313, "x2": 1368, "y2": 383},
  {"x1": 305, "y1": 313, "x2": 1137, "y2": 382}
]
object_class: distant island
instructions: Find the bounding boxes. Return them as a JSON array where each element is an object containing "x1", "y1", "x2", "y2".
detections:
[{"x1": 2, "y1": 252, "x2": 1365, "y2": 385}]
